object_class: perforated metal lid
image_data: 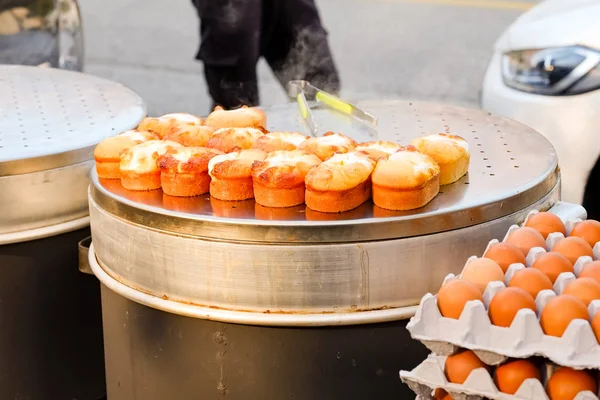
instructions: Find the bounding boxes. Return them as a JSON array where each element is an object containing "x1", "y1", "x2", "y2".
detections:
[
  {"x1": 91, "y1": 100, "x2": 560, "y2": 243},
  {"x1": 0, "y1": 65, "x2": 146, "y2": 176}
]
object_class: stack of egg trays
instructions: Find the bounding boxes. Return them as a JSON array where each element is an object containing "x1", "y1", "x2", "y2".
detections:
[
  {"x1": 401, "y1": 209, "x2": 600, "y2": 400},
  {"x1": 400, "y1": 354, "x2": 598, "y2": 400}
]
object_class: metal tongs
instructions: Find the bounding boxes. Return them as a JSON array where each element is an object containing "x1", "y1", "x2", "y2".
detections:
[{"x1": 286, "y1": 80, "x2": 378, "y2": 139}]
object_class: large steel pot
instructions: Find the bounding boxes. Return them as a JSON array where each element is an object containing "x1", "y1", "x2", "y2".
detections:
[
  {"x1": 90, "y1": 101, "x2": 562, "y2": 399},
  {"x1": 0, "y1": 65, "x2": 145, "y2": 399}
]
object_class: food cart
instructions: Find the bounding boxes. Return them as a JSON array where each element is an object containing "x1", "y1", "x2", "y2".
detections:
[
  {"x1": 86, "y1": 101, "x2": 565, "y2": 399},
  {"x1": 0, "y1": 65, "x2": 145, "y2": 399}
]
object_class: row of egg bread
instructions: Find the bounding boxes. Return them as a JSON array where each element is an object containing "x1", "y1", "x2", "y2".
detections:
[
  {"x1": 93, "y1": 107, "x2": 470, "y2": 213},
  {"x1": 402, "y1": 350, "x2": 599, "y2": 400}
]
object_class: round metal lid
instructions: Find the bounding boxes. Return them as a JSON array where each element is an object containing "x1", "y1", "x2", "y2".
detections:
[
  {"x1": 91, "y1": 100, "x2": 559, "y2": 243},
  {"x1": 0, "y1": 65, "x2": 146, "y2": 176}
]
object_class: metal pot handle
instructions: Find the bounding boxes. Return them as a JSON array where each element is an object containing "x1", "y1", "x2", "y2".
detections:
[{"x1": 78, "y1": 236, "x2": 93, "y2": 275}]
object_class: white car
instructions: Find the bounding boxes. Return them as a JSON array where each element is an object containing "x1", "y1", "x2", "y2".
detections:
[{"x1": 481, "y1": 0, "x2": 600, "y2": 218}]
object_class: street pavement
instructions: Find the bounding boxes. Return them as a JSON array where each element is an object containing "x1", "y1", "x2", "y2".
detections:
[{"x1": 80, "y1": 0, "x2": 538, "y2": 116}]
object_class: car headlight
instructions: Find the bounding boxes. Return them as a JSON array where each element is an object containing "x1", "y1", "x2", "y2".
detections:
[{"x1": 502, "y1": 46, "x2": 600, "y2": 96}]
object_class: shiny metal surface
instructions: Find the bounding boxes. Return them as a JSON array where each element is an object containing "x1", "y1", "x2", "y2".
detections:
[
  {"x1": 90, "y1": 244, "x2": 417, "y2": 326},
  {"x1": 90, "y1": 188, "x2": 561, "y2": 317},
  {"x1": 0, "y1": 66, "x2": 145, "y2": 235},
  {"x1": 0, "y1": 215, "x2": 89, "y2": 245},
  {"x1": 100, "y1": 284, "x2": 426, "y2": 400},
  {"x1": 0, "y1": 0, "x2": 84, "y2": 70},
  {"x1": 0, "y1": 161, "x2": 90, "y2": 235},
  {"x1": 0, "y1": 65, "x2": 146, "y2": 175},
  {"x1": 91, "y1": 100, "x2": 558, "y2": 243}
]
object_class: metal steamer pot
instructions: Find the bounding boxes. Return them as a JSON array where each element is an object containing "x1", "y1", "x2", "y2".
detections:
[
  {"x1": 89, "y1": 101, "x2": 564, "y2": 399},
  {"x1": 0, "y1": 66, "x2": 145, "y2": 399}
]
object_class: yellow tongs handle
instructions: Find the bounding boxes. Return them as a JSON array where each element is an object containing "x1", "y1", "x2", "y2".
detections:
[
  {"x1": 315, "y1": 91, "x2": 353, "y2": 116},
  {"x1": 287, "y1": 80, "x2": 377, "y2": 127},
  {"x1": 287, "y1": 80, "x2": 378, "y2": 137}
]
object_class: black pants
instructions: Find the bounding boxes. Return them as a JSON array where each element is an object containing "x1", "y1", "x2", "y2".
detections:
[
  {"x1": 583, "y1": 154, "x2": 600, "y2": 220},
  {"x1": 192, "y1": 0, "x2": 340, "y2": 110}
]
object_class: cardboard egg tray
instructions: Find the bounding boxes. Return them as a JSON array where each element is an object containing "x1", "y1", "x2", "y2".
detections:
[
  {"x1": 406, "y1": 209, "x2": 600, "y2": 369},
  {"x1": 400, "y1": 353, "x2": 599, "y2": 400}
]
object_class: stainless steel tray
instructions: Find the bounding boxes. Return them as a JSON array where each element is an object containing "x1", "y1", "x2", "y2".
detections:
[
  {"x1": 0, "y1": 66, "x2": 146, "y2": 236},
  {"x1": 91, "y1": 100, "x2": 558, "y2": 243}
]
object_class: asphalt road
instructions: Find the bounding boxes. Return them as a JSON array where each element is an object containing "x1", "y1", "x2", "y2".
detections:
[{"x1": 81, "y1": 0, "x2": 538, "y2": 116}]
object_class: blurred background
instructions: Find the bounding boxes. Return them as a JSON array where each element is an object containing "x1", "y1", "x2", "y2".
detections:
[
  {"x1": 78, "y1": 0, "x2": 538, "y2": 116},
  {"x1": 5, "y1": 0, "x2": 600, "y2": 210}
]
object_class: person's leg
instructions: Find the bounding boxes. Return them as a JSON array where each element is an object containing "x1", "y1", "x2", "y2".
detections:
[
  {"x1": 191, "y1": 0, "x2": 262, "y2": 109},
  {"x1": 261, "y1": 0, "x2": 341, "y2": 96}
]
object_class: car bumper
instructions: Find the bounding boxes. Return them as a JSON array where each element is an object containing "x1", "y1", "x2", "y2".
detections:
[{"x1": 481, "y1": 52, "x2": 600, "y2": 205}]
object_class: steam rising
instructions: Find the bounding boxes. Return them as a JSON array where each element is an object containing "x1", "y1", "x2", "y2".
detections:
[{"x1": 273, "y1": 26, "x2": 341, "y2": 96}]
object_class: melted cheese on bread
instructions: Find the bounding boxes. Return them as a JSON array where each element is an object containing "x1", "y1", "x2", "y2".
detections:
[
  {"x1": 305, "y1": 151, "x2": 375, "y2": 192},
  {"x1": 410, "y1": 134, "x2": 470, "y2": 167},
  {"x1": 263, "y1": 150, "x2": 320, "y2": 167},
  {"x1": 252, "y1": 132, "x2": 309, "y2": 152},
  {"x1": 207, "y1": 127, "x2": 264, "y2": 153},
  {"x1": 252, "y1": 151, "x2": 322, "y2": 188},
  {"x1": 327, "y1": 152, "x2": 374, "y2": 169},
  {"x1": 417, "y1": 133, "x2": 469, "y2": 152},
  {"x1": 94, "y1": 131, "x2": 156, "y2": 160},
  {"x1": 278, "y1": 132, "x2": 309, "y2": 147},
  {"x1": 158, "y1": 147, "x2": 223, "y2": 173},
  {"x1": 208, "y1": 149, "x2": 267, "y2": 179},
  {"x1": 205, "y1": 106, "x2": 267, "y2": 129},
  {"x1": 373, "y1": 146, "x2": 439, "y2": 189},
  {"x1": 208, "y1": 152, "x2": 239, "y2": 178},
  {"x1": 158, "y1": 113, "x2": 202, "y2": 125},
  {"x1": 299, "y1": 132, "x2": 357, "y2": 161},
  {"x1": 266, "y1": 132, "x2": 308, "y2": 147},
  {"x1": 355, "y1": 141, "x2": 402, "y2": 159},
  {"x1": 319, "y1": 133, "x2": 354, "y2": 147},
  {"x1": 119, "y1": 130, "x2": 157, "y2": 142},
  {"x1": 120, "y1": 140, "x2": 183, "y2": 172}
]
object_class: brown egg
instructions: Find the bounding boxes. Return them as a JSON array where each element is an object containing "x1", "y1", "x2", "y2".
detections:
[
  {"x1": 506, "y1": 227, "x2": 546, "y2": 256},
  {"x1": 546, "y1": 367, "x2": 597, "y2": 400},
  {"x1": 579, "y1": 261, "x2": 600, "y2": 285},
  {"x1": 460, "y1": 258, "x2": 505, "y2": 292},
  {"x1": 592, "y1": 312, "x2": 600, "y2": 344},
  {"x1": 437, "y1": 279, "x2": 484, "y2": 319},
  {"x1": 509, "y1": 268, "x2": 553, "y2": 299},
  {"x1": 531, "y1": 252, "x2": 574, "y2": 283},
  {"x1": 488, "y1": 287, "x2": 536, "y2": 327},
  {"x1": 553, "y1": 237, "x2": 594, "y2": 265},
  {"x1": 444, "y1": 350, "x2": 489, "y2": 384},
  {"x1": 434, "y1": 388, "x2": 453, "y2": 400},
  {"x1": 540, "y1": 295, "x2": 589, "y2": 337},
  {"x1": 494, "y1": 359, "x2": 541, "y2": 395},
  {"x1": 525, "y1": 212, "x2": 566, "y2": 239},
  {"x1": 562, "y1": 277, "x2": 600, "y2": 306},
  {"x1": 484, "y1": 242, "x2": 527, "y2": 273},
  {"x1": 570, "y1": 219, "x2": 600, "y2": 248}
]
